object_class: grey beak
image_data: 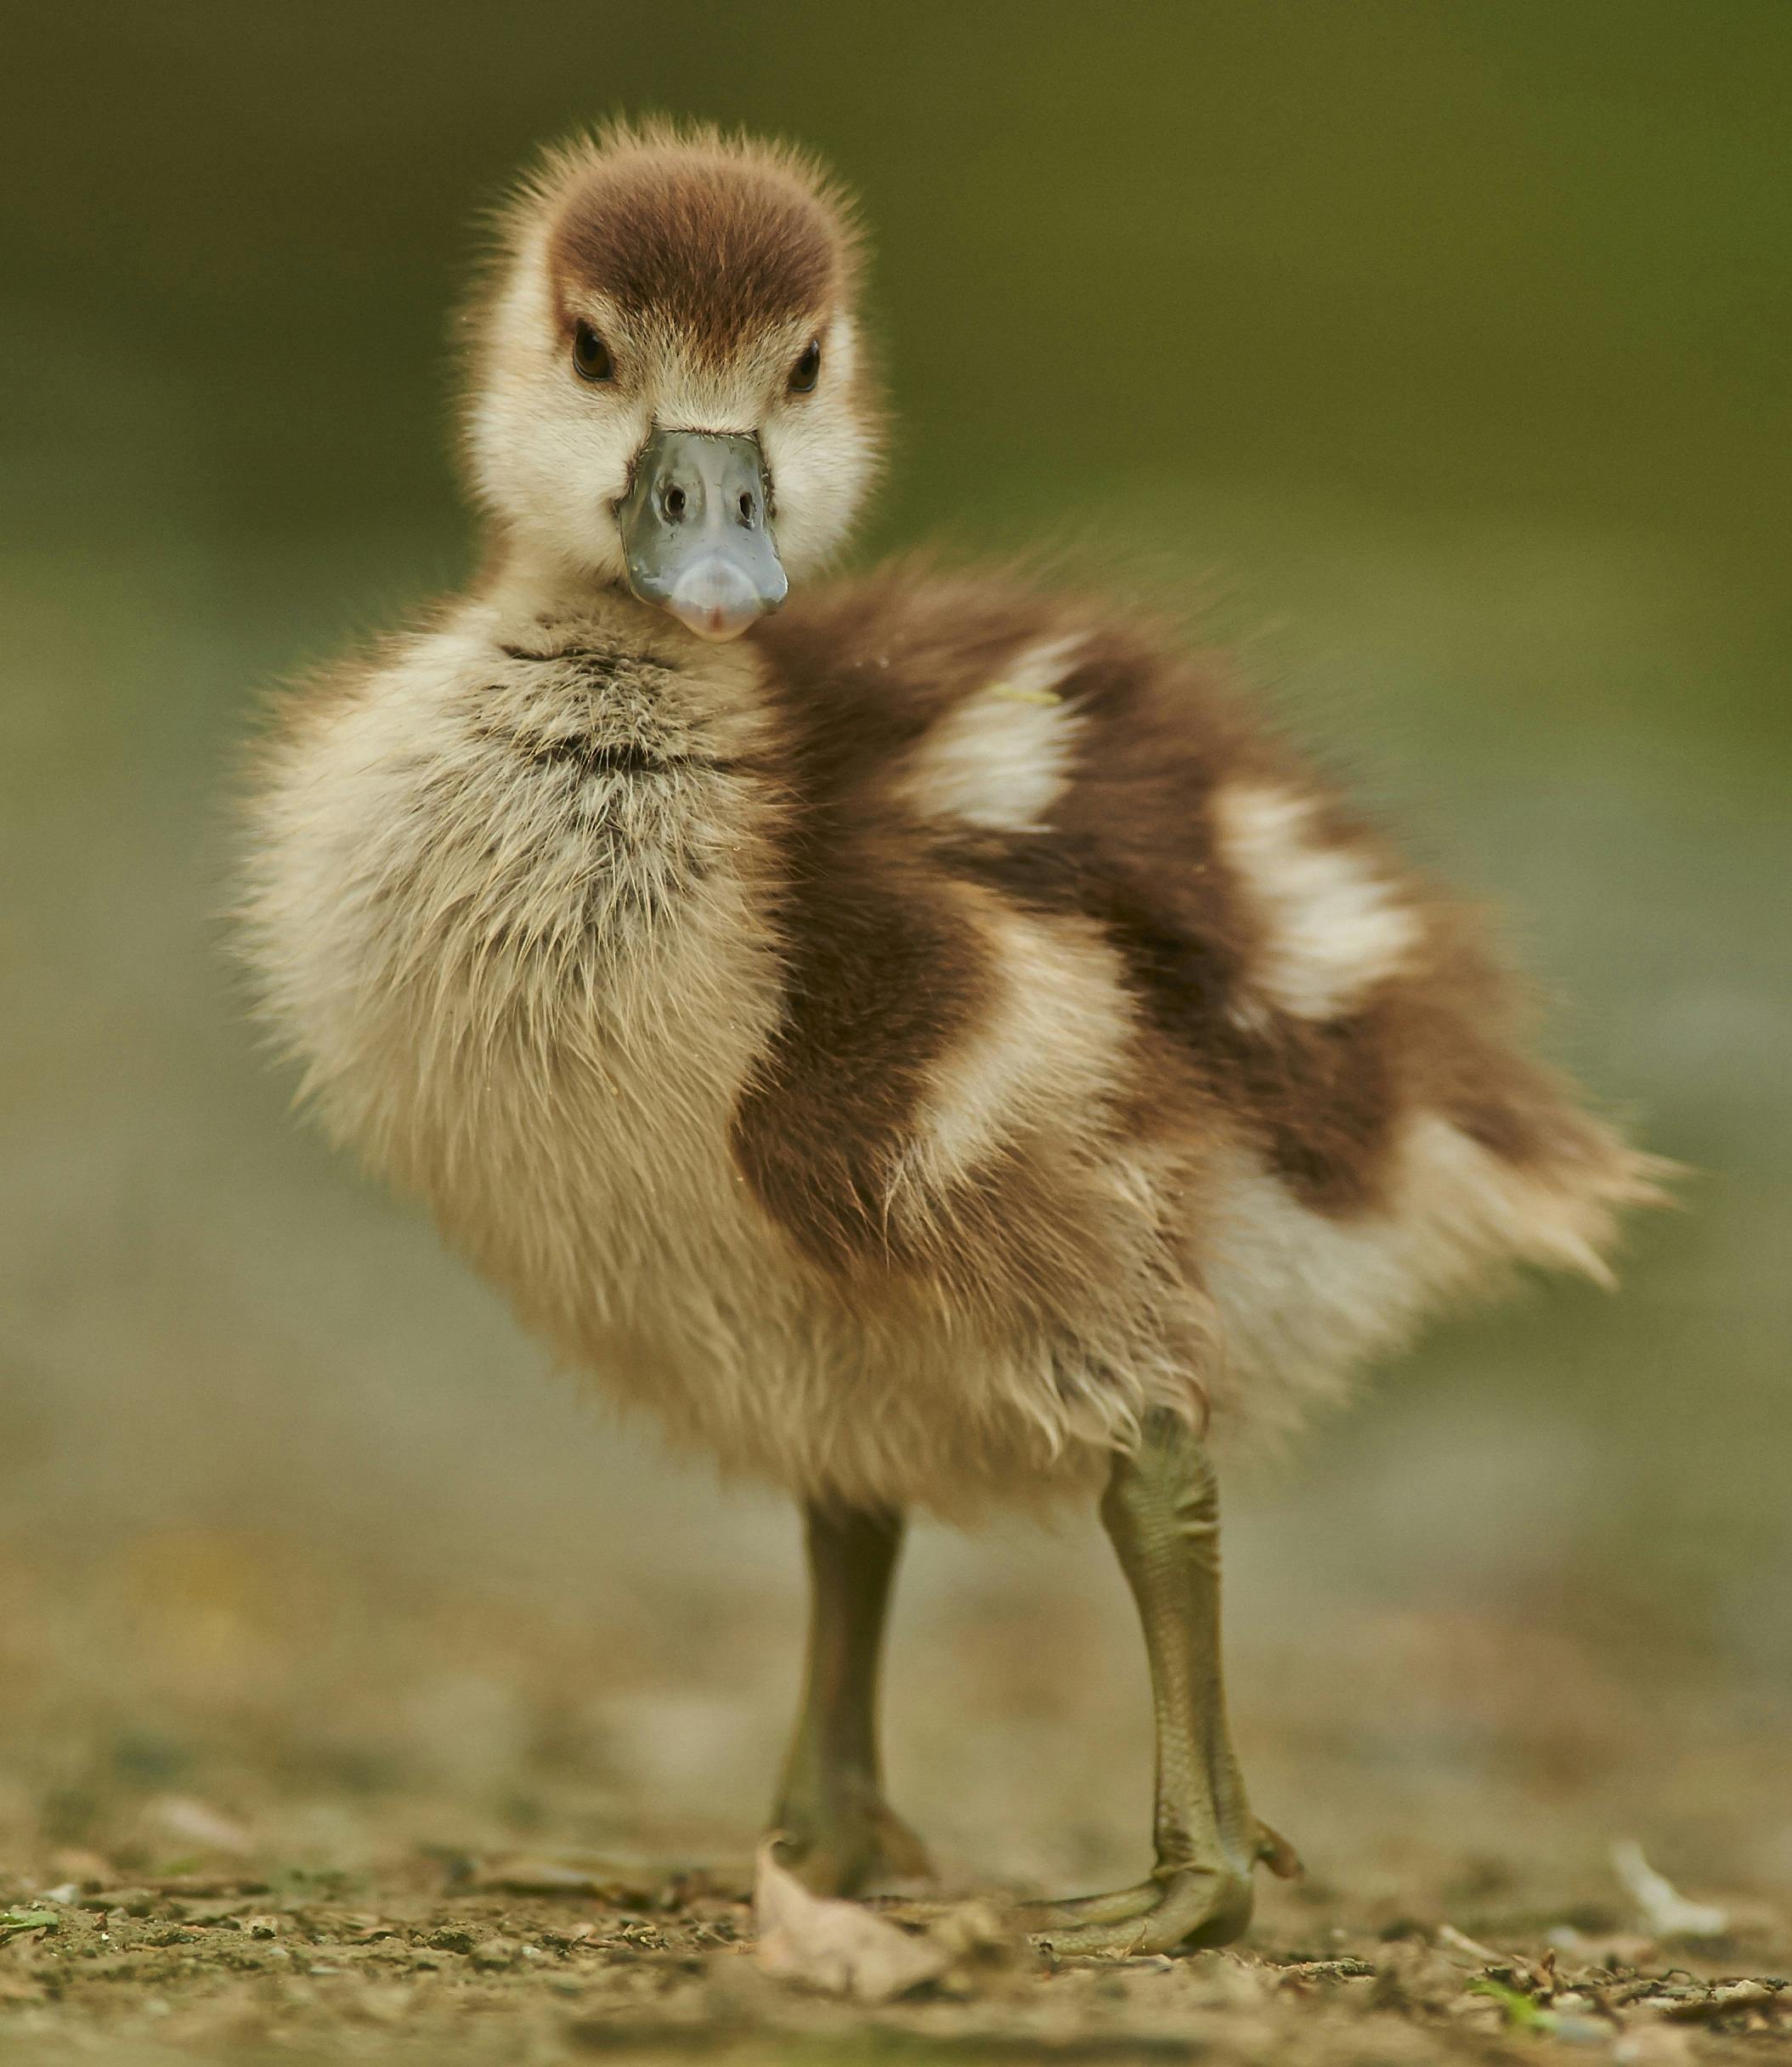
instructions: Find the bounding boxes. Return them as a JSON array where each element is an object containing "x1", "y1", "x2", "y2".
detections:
[{"x1": 615, "y1": 429, "x2": 788, "y2": 642}]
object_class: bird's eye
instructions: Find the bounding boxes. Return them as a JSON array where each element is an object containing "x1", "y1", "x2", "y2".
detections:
[
  {"x1": 572, "y1": 321, "x2": 613, "y2": 382},
  {"x1": 789, "y1": 339, "x2": 822, "y2": 394}
]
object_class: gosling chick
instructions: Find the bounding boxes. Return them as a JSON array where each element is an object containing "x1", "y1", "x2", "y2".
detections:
[{"x1": 240, "y1": 122, "x2": 1660, "y2": 1951}]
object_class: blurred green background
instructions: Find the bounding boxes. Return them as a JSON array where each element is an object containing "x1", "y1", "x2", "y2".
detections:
[{"x1": 0, "y1": 1, "x2": 1786, "y2": 1892}]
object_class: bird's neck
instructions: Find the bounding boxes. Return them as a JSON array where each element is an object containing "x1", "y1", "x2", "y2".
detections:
[
  {"x1": 476, "y1": 533, "x2": 776, "y2": 757},
  {"x1": 479, "y1": 533, "x2": 654, "y2": 640}
]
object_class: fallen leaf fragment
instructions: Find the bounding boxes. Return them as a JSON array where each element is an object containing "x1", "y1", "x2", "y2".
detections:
[
  {"x1": 1611, "y1": 1843, "x2": 1729, "y2": 1940},
  {"x1": 1653, "y1": 1978, "x2": 1784, "y2": 2023},
  {"x1": 1274, "y1": 1956, "x2": 1377, "y2": 1985},
  {"x1": 753, "y1": 1839, "x2": 947, "y2": 2003},
  {"x1": 1467, "y1": 1977, "x2": 1538, "y2": 2025},
  {"x1": 0, "y1": 1909, "x2": 59, "y2": 1940}
]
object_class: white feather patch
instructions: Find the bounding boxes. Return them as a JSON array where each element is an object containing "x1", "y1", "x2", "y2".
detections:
[
  {"x1": 903, "y1": 637, "x2": 1083, "y2": 833},
  {"x1": 1201, "y1": 1111, "x2": 1643, "y2": 1440},
  {"x1": 1213, "y1": 784, "x2": 1420, "y2": 1020},
  {"x1": 903, "y1": 900, "x2": 1129, "y2": 1187}
]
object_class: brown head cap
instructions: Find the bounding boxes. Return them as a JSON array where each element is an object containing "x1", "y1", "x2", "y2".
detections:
[{"x1": 531, "y1": 122, "x2": 860, "y2": 362}]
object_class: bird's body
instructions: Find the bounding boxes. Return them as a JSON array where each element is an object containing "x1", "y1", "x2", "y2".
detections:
[
  {"x1": 246, "y1": 568, "x2": 1646, "y2": 1515},
  {"x1": 240, "y1": 122, "x2": 1659, "y2": 1945}
]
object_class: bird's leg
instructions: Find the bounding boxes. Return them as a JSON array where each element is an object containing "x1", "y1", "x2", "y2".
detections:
[
  {"x1": 1018, "y1": 1408, "x2": 1298, "y2": 1953},
  {"x1": 770, "y1": 1499, "x2": 932, "y2": 1895}
]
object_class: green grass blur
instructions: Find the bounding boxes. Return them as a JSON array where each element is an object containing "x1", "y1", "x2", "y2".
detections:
[{"x1": 1, "y1": 0, "x2": 1787, "y2": 1768}]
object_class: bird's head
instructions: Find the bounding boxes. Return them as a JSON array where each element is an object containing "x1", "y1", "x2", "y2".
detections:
[{"x1": 466, "y1": 122, "x2": 879, "y2": 641}]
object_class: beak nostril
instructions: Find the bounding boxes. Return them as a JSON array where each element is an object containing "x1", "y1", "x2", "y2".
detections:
[
  {"x1": 663, "y1": 485, "x2": 687, "y2": 522},
  {"x1": 738, "y1": 490, "x2": 755, "y2": 524}
]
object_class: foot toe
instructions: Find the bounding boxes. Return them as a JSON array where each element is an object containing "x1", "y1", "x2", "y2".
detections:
[{"x1": 1021, "y1": 1865, "x2": 1254, "y2": 1955}]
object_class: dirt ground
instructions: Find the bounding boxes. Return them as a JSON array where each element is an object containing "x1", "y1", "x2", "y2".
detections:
[
  {"x1": 2, "y1": 1533, "x2": 1786, "y2": 2067},
  {"x1": 2, "y1": 1847, "x2": 1789, "y2": 2067}
]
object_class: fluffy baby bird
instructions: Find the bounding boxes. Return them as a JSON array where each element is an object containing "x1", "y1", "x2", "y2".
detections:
[{"x1": 241, "y1": 122, "x2": 1659, "y2": 1951}]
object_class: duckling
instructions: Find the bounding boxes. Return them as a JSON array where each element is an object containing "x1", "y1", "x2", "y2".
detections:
[{"x1": 239, "y1": 121, "x2": 1662, "y2": 1952}]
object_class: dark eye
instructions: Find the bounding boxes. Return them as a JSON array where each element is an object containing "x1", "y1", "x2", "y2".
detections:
[
  {"x1": 789, "y1": 338, "x2": 821, "y2": 394},
  {"x1": 572, "y1": 320, "x2": 613, "y2": 382}
]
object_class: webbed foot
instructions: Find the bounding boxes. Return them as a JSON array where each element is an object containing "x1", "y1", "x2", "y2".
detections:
[
  {"x1": 1019, "y1": 1860, "x2": 1255, "y2": 1954},
  {"x1": 1018, "y1": 1820, "x2": 1297, "y2": 1954}
]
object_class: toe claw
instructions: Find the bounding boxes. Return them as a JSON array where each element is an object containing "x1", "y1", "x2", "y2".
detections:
[{"x1": 1255, "y1": 1818, "x2": 1303, "y2": 1879}]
